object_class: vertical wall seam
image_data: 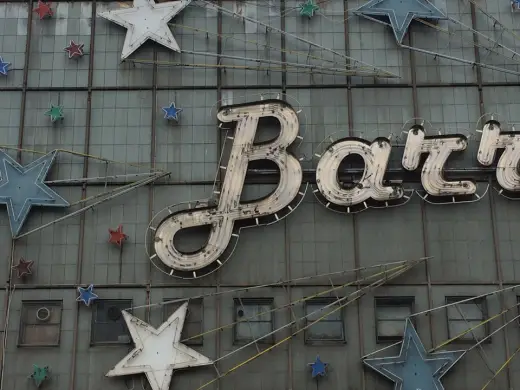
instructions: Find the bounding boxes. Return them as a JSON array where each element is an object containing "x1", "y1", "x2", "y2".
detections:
[
  {"x1": 215, "y1": 2, "x2": 223, "y2": 389},
  {"x1": 3, "y1": 1, "x2": 34, "y2": 387},
  {"x1": 145, "y1": 46, "x2": 158, "y2": 324},
  {"x1": 469, "y1": 2, "x2": 511, "y2": 388},
  {"x1": 408, "y1": 26, "x2": 434, "y2": 348},
  {"x1": 343, "y1": 3, "x2": 364, "y2": 389},
  {"x1": 70, "y1": 1, "x2": 96, "y2": 388}
]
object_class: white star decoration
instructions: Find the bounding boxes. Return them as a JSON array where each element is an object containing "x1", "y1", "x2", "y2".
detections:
[
  {"x1": 98, "y1": 0, "x2": 191, "y2": 60},
  {"x1": 106, "y1": 302, "x2": 212, "y2": 390}
]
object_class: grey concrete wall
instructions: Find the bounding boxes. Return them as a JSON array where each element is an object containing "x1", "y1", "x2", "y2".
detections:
[{"x1": 1, "y1": 0, "x2": 520, "y2": 389}]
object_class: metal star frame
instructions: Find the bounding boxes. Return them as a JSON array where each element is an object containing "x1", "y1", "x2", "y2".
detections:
[
  {"x1": 299, "y1": 0, "x2": 320, "y2": 18},
  {"x1": 64, "y1": 40, "x2": 84, "y2": 59},
  {"x1": 363, "y1": 319, "x2": 465, "y2": 390},
  {"x1": 106, "y1": 302, "x2": 213, "y2": 390},
  {"x1": 77, "y1": 284, "x2": 99, "y2": 306},
  {"x1": 353, "y1": 0, "x2": 446, "y2": 43},
  {"x1": 0, "y1": 150, "x2": 69, "y2": 237},
  {"x1": 30, "y1": 365, "x2": 50, "y2": 388},
  {"x1": 97, "y1": 0, "x2": 192, "y2": 60},
  {"x1": 162, "y1": 102, "x2": 183, "y2": 121},
  {"x1": 12, "y1": 257, "x2": 34, "y2": 278},
  {"x1": 0, "y1": 56, "x2": 10, "y2": 76},
  {"x1": 309, "y1": 355, "x2": 328, "y2": 378},
  {"x1": 44, "y1": 104, "x2": 64, "y2": 122}
]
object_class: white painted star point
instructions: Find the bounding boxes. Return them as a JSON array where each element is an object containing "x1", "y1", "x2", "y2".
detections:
[
  {"x1": 106, "y1": 302, "x2": 212, "y2": 390},
  {"x1": 98, "y1": 0, "x2": 191, "y2": 60}
]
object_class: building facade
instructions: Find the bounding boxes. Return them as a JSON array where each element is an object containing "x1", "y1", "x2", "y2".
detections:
[{"x1": 0, "y1": 0, "x2": 520, "y2": 389}]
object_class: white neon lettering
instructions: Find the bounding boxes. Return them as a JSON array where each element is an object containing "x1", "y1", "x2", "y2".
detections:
[
  {"x1": 315, "y1": 138, "x2": 403, "y2": 206},
  {"x1": 153, "y1": 101, "x2": 302, "y2": 272},
  {"x1": 402, "y1": 125, "x2": 476, "y2": 196},
  {"x1": 478, "y1": 120, "x2": 520, "y2": 192}
]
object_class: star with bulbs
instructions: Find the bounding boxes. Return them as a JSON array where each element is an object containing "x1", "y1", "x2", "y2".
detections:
[
  {"x1": 12, "y1": 257, "x2": 34, "y2": 278},
  {"x1": 106, "y1": 302, "x2": 213, "y2": 390},
  {"x1": 0, "y1": 57, "x2": 10, "y2": 76},
  {"x1": 363, "y1": 319, "x2": 465, "y2": 390},
  {"x1": 77, "y1": 284, "x2": 99, "y2": 306},
  {"x1": 162, "y1": 102, "x2": 182, "y2": 121},
  {"x1": 97, "y1": 0, "x2": 191, "y2": 61},
  {"x1": 64, "y1": 40, "x2": 85, "y2": 59},
  {"x1": 109, "y1": 225, "x2": 128, "y2": 247},
  {"x1": 309, "y1": 355, "x2": 328, "y2": 378},
  {"x1": 299, "y1": 0, "x2": 320, "y2": 18},
  {"x1": 0, "y1": 150, "x2": 69, "y2": 237},
  {"x1": 33, "y1": 0, "x2": 54, "y2": 20},
  {"x1": 353, "y1": 0, "x2": 445, "y2": 43},
  {"x1": 45, "y1": 104, "x2": 64, "y2": 122}
]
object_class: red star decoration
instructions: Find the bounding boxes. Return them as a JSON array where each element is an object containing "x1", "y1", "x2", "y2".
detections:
[
  {"x1": 108, "y1": 225, "x2": 128, "y2": 247},
  {"x1": 12, "y1": 257, "x2": 34, "y2": 278},
  {"x1": 64, "y1": 40, "x2": 84, "y2": 59},
  {"x1": 33, "y1": 0, "x2": 53, "y2": 20}
]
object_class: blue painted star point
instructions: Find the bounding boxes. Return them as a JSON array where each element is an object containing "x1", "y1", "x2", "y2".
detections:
[
  {"x1": 162, "y1": 102, "x2": 183, "y2": 121},
  {"x1": 363, "y1": 319, "x2": 465, "y2": 390},
  {"x1": 0, "y1": 56, "x2": 10, "y2": 76},
  {"x1": 77, "y1": 284, "x2": 98, "y2": 306},
  {"x1": 354, "y1": 0, "x2": 446, "y2": 43},
  {"x1": 0, "y1": 150, "x2": 69, "y2": 237},
  {"x1": 309, "y1": 355, "x2": 328, "y2": 378}
]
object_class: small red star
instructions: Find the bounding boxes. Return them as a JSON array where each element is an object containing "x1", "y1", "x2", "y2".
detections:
[
  {"x1": 64, "y1": 40, "x2": 84, "y2": 59},
  {"x1": 33, "y1": 0, "x2": 53, "y2": 20},
  {"x1": 12, "y1": 257, "x2": 34, "y2": 278},
  {"x1": 108, "y1": 225, "x2": 128, "y2": 247}
]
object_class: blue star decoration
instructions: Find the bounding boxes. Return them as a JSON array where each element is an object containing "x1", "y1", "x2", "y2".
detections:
[
  {"x1": 353, "y1": 0, "x2": 446, "y2": 43},
  {"x1": 0, "y1": 56, "x2": 10, "y2": 76},
  {"x1": 363, "y1": 319, "x2": 465, "y2": 390},
  {"x1": 76, "y1": 284, "x2": 99, "y2": 306},
  {"x1": 162, "y1": 102, "x2": 183, "y2": 121},
  {"x1": 0, "y1": 150, "x2": 69, "y2": 237},
  {"x1": 308, "y1": 355, "x2": 328, "y2": 378}
]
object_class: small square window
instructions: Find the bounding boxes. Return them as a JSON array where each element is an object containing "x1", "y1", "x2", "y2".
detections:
[
  {"x1": 375, "y1": 297, "x2": 414, "y2": 343},
  {"x1": 304, "y1": 298, "x2": 345, "y2": 344},
  {"x1": 234, "y1": 298, "x2": 274, "y2": 345},
  {"x1": 91, "y1": 299, "x2": 132, "y2": 345},
  {"x1": 446, "y1": 297, "x2": 489, "y2": 342},
  {"x1": 163, "y1": 298, "x2": 203, "y2": 345},
  {"x1": 18, "y1": 301, "x2": 62, "y2": 346}
]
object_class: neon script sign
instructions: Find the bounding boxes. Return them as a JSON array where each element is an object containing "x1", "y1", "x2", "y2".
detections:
[{"x1": 148, "y1": 100, "x2": 517, "y2": 279}]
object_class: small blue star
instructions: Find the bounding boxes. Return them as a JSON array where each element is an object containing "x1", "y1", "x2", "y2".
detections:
[
  {"x1": 162, "y1": 102, "x2": 183, "y2": 121},
  {"x1": 77, "y1": 284, "x2": 98, "y2": 306},
  {"x1": 308, "y1": 355, "x2": 328, "y2": 378},
  {"x1": 0, "y1": 57, "x2": 10, "y2": 76}
]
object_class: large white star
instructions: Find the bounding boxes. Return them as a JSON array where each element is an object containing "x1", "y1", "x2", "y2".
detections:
[
  {"x1": 97, "y1": 0, "x2": 191, "y2": 60},
  {"x1": 106, "y1": 302, "x2": 213, "y2": 390}
]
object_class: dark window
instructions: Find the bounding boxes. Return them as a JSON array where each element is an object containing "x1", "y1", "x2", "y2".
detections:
[
  {"x1": 18, "y1": 301, "x2": 62, "y2": 346},
  {"x1": 446, "y1": 297, "x2": 489, "y2": 342},
  {"x1": 304, "y1": 297, "x2": 345, "y2": 344},
  {"x1": 163, "y1": 298, "x2": 203, "y2": 345},
  {"x1": 375, "y1": 297, "x2": 414, "y2": 343},
  {"x1": 91, "y1": 299, "x2": 132, "y2": 345},
  {"x1": 234, "y1": 298, "x2": 274, "y2": 345}
]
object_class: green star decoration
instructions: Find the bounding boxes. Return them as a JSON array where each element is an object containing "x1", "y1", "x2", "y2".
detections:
[
  {"x1": 44, "y1": 104, "x2": 64, "y2": 122},
  {"x1": 299, "y1": 0, "x2": 319, "y2": 18},
  {"x1": 30, "y1": 365, "x2": 49, "y2": 388}
]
